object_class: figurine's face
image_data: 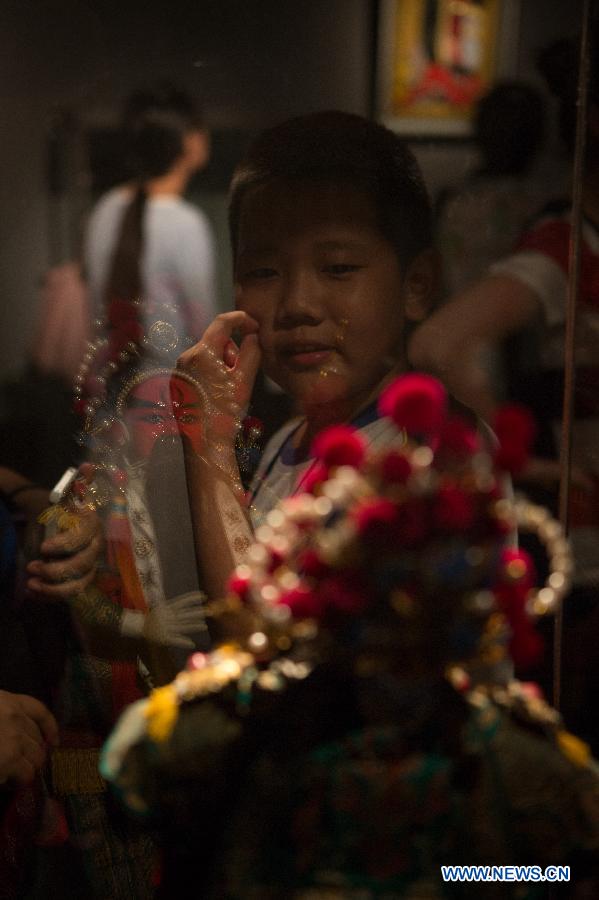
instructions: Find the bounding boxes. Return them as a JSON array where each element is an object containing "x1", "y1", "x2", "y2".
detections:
[{"x1": 124, "y1": 373, "x2": 203, "y2": 459}]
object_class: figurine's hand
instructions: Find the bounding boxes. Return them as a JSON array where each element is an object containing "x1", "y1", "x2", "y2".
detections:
[
  {"x1": 26, "y1": 509, "x2": 104, "y2": 599},
  {"x1": 142, "y1": 592, "x2": 208, "y2": 649},
  {"x1": 0, "y1": 690, "x2": 59, "y2": 785}
]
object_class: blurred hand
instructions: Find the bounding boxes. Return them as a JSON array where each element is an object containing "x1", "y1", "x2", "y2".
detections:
[
  {"x1": 0, "y1": 690, "x2": 59, "y2": 785},
  {"x1": 26, "y1": 509, "x2": 104, "y2": 599},
  {"x1": 142, "y1": 591, "x2": 208, "y2": 649}
]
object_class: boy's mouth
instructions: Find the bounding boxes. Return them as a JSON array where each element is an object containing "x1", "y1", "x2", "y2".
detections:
[{"x1": 280, "y1": 342, "x2": 335, "y2": 368}]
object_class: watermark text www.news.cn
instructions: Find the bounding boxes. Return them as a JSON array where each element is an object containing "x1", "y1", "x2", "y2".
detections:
[{"x1": 441, "y1": 865, "x2": 570, "y2": 883}]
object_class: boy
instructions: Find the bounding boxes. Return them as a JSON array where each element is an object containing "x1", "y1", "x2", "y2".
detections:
[{"x1": 177, "y1": 111, "x2": 438, "y2": 599}]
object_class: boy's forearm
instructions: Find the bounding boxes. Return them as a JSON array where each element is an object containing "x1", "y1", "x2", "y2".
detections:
[{"x1": 185, "y1": 449, "x2": 253, "y2": 602}]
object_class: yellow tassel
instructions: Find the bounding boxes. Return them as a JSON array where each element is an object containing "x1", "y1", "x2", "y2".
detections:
[
  {"x1": 556, "y1": 729, "x2": 591, "y2": 768},
  {"x1": 38, "y1": 505, "x2": 80, "y2": 533},
  {"x1": 145, "y1": 685, "x2": 179, "y2": 743}
]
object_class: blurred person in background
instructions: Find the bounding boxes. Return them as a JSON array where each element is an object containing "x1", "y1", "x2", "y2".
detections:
[
  {"x1": 437, "y1": 81, "x2": 547, "y2": 298},
  {"x1": 84, "y1": 82, "x2": 216, "y2": 347}
]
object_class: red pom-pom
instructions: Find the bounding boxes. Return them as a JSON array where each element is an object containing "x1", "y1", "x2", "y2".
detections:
[
  {"x1": 278, "y1": 586, "x2": 323, "y2": 619},
  {"x1": 352, "y1": 496, "x2": 428, "y2": 547},
  {"x1": 433, "y1": 485, "x2": 476, "y2": 531},
  {"x1": 493, "y1": 404, "x2": 536, "y2": 474},
  {"x1": 495, "y1": 405, "x2": 536, "y2": 443},
  {"x1": 378, "y1": 374, "x2": 447, "y2": 436},
  {"x1": 352, "y1": 498, "x2": 400, "y2": 547},
  {"x1": 311, "y1": 425, "x2": 366, "y2": 469},
  {"x1": 267, "y1": 548, "x2": 285, "y2": 574},
  {"x1": 380, "y1": 450, "x2": 412, "y2": 484},
  {"x1": 297, "y1": 548, "x2": 331, "y2": 578},
  {"x1": 499, "y1": 548, "x2": 535, "y2": 589},
  {"x1": 299, "y1": 461, "x2": 329, "y2": 495},
  {"x1": 227, "y1": 573, "x2": 251, "y2": 602},
  {"x1": 438, "y1": 416, "x2": 479, "y2": 457},
  {"x1": 187, "y1": 652, "x2": 207, "y2": 671},
  {"x1": 494, "y1": 548, "x2": 542, "y2": 669}
]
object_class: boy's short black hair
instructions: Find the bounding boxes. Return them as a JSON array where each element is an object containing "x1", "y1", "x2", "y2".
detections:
[{"x1": 229, "y1": 110, "x2": 432, "y2": 267}]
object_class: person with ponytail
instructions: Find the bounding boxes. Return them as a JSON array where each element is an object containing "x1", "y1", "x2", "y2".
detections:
[{"x1": 84, "y1": 83, "x2": 216, "y2": 347}]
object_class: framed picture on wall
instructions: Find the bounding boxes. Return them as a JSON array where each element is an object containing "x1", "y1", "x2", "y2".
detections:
[{"x1": 377, "y1": 0, "x2": 520, "y2": 136}]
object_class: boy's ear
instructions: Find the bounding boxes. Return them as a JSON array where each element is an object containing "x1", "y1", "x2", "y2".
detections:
[{"x1": 403, "y1": 249, "x2": 440, "y2": 323}]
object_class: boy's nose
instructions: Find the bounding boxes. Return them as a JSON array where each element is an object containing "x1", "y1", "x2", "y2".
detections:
[{"x1": 275, "y1": 269, "x2": 323, "y2": 326}]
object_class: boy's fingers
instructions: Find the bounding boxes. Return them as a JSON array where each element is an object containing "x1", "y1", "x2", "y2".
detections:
[
  {"x1": 223, "y1": 340, "x2": 239, "y2": 367},
  {"x1": 237, "y1": 333, "x2": 261, "y2": 382},
  {"x1": 178, "y1": 312, "x2": 259, "y2": 368},
  {"x1": 208, "y1": 311, "x2": 259, "y2": 340}
]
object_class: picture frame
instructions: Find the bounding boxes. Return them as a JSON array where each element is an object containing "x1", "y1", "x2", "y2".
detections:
[{"x1": 376, "y1": 0, "x2": 521, "y2": 137}]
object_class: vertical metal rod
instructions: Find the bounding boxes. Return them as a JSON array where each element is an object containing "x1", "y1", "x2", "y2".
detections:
[{"x1": 553, "y1": 0, "x2": 592, "y2": 709}]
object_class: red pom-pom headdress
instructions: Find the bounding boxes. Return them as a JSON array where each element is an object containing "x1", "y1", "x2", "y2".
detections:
[{"x1": 226, "y1": 374, "x2": 571, "y2": 680}]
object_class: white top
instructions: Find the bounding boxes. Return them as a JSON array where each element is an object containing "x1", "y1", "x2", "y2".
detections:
[
  {"x1": 249, "y1": 414, "x2": 401, "y2": 530},
  {"x1": 84, "y1": 187, "x2": 217, "y2": 339}
]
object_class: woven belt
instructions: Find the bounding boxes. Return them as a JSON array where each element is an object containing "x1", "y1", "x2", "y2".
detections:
[{"x1": 50, "y1": 748, "x2": 106, "y2": 796}]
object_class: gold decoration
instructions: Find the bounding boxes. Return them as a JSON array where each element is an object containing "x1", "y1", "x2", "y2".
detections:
[
  {"x1": 134, "y1": 538, "x2": 154, "y2": 559},
  {"x1": 514, "y1": 499, "x2": 573, "y2": 617},
  {"x1": 557, "y1": 729, "x2": 591, "y2": 768},
  {"x1": 145, "y1": 685, "x2": 179, "y2": 742},
  {"x1": 146, "y1": 320, "x2": 180, "y2": 353},
  {"x1": 38, "y1": 505, "x2": 80, "y2": 533},
  {"x1": 115, "y1": 367, "x2": 207, "y2": 416}
]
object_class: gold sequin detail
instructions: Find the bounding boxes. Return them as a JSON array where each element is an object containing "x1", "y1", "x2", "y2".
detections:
[{"x1": 134, "y1": 538, "x2": 154, "y2": 559}]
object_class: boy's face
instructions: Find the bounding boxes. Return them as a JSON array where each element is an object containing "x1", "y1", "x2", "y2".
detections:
[{"x1": 235, "y1": 179, "x2": 423, "y2": 416}]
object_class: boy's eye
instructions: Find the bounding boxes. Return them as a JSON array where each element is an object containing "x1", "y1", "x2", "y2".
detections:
[
  {"x1": 142, "y1": 413, "x2": 164, "y2": 425},
  {"x1": 323, "y1": 263, "x2": 363, "y2": 277},
  {"x1": 244, "y1": 267, "x2": 278, "y2": 280}
]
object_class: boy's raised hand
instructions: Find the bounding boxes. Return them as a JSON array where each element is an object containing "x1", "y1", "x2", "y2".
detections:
[{"x1": 176, "y1": 311, "x2": 261, "y2": 449}]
